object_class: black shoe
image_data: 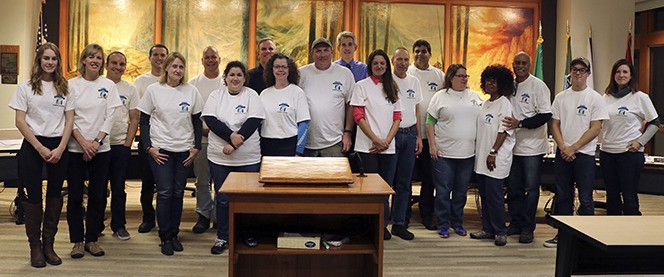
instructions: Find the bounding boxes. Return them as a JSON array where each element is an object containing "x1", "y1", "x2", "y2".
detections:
[
  {"x1": 161, "y1": 240, "x2": 174, "y2": 256},
  {"x1": 211, "y1": 238, "x2": 228, "y2": 255},
  {"x1": 138, "y1": 222, "x2": 155, "y2": 233},
  {"x1": 383, "y1": 227, "x2": 392, "y2": 240},
  {"x1": 422, "y1": 217, "x2": 437, "y2": 230},
  {"x1": 391, "y1": 225, "x2": 414, "y2": 240},
  {"x1": 519, "y1": 231, "x2": 534, "y2": 244},
  {"x1": 192, "y1": 214, "x2": 210, "y2": 234},
  {"x1": 506, "y1": 224, "x2": 521, "y2": 236},
  {"x1": 495, "y1": 235, "x2": 507, "y2": 246},
  {"x1": 172, "y1": 237, "x2": 183, "y2": 252}
]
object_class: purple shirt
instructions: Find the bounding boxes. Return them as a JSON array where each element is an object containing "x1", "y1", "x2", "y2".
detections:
[{"x1": 334, "y1": 59, "x2": 368, "y2": 82}]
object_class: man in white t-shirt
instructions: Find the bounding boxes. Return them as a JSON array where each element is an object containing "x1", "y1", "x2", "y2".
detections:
[
  {"x1": 134, "y1": 44, "x2": 168, "y2": 233},
  {"x1": 545, "y1": 57, "x2": 609, "y2": 248},
  {"x1": 406, "y1": 39, "x2": 444, "y2": 230},
  {"x1": 247, "y1": 38, "x2": 276, "y2": 94},
  {"x1": 501, "y1": 52, "x2": 552, "y2": 244},
  {"x1": 188, "y1": 46, "x2": 223, "y2": 234},
  {"x1": 299, "y1": 37, "x2": 355, "y2": 157}
]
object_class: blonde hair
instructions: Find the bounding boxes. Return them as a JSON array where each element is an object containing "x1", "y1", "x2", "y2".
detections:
[
  {"x1": 30, "y1": 42, "x2": 68, "y2": 96},
  {"x1": 77, "y1": 43, "x2": 105, "y2": 77},
  {"x1": 159, "y1": 52, "x2": 187, "y2": 86}
]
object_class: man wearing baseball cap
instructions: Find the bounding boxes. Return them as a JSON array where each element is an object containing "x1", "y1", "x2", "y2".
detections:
[{"x1": 544, "y1": 57, "x2": 608, "y2": 248}]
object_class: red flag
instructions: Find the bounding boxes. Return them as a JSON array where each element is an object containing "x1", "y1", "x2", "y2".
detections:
[{"x1": 626, "y1": 31, "x2": 632, "y2": 63}]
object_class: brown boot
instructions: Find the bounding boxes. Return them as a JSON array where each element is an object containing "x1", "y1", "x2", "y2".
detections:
[
  {"x1": 23, "y1": 201, "x2": 46, "y2": 268},
  {"x1": 42, "y1": 197, "x2": 63, "y2": 265}
]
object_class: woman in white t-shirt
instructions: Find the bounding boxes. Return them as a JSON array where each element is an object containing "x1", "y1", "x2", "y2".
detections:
[
  {"x1": 426, "y1": 64, "x2": 482, "y2": 239},
  {"x1": 203, "y1": 61, "x2": 265, "y2": 254},
  {"x1": 8, "y1": 42, "x2": 73, "y2": 267},
  {"x1": 138, "y1": 52, "x2": 203, "y2": 256},
  {"x1": 259, "y1": 53, "x2": 310, "y2": 156},
  {"x1": 470, "y1": 65, "x2": 515, "y2": 247},
  {"x1": 600, "y1": 59, "x2": 659, "y2": 215},
  {"x1": 350, "y1": 49, "x2": 401, "y2": 240},
  {"x1": 66, "y1": 43, "x2": 122, "y2": 258}
]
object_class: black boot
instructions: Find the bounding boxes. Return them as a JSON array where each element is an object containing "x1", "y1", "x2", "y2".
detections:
[
  {"x1": 23, "y1": 201, "x2": 46, "y2": 268},
  {"x1": 192, "y1": 213, "x2": 210, "y2": 234},
  {"x1": 42, "y1": 197, "x2": 63, "y2": 265},
  {"x1": 14, "y1": 195, "x2": 25, "y2": 225}
]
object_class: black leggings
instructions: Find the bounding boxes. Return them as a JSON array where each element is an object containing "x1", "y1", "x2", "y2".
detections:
[{"x1": 17, "y1": 137, "x2": 68, "y2": 204}]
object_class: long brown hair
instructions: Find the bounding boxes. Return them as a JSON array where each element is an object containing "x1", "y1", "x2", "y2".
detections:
[
  {"x1": 605, "y1": 59, "x2": 638, "y2": 95},
  {"x1": 367, "y1": 49, "x2": 398, "y2": 103},
  {"x1": 29, "y1": 42, "x2": 68, "y2": 96}
]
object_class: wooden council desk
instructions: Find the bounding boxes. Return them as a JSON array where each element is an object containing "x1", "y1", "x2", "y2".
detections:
[
  {"x1": 551, "y1": 216, "x2": 664, "y2": 277},
  {"x1": 220, "y1": 172, "x2": 394, "y2": 277}
]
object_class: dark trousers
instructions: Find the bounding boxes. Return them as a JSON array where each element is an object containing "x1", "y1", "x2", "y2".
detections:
[
  {"x1": 600, "y1": 151, "x2": 644, "y2": 215},
  {"x1": 67, "y1": 151, "x2": 111, "y2": 243},
  {"x1": 553, "y1": 150, "x2": 596, "y2": 216},
  {"x1": 108, "y1": 145, "x2": 131, "y2": 231},
  {"x1": 358, "y1": 152, "x2": 396, "y2": 227},
  {"x1": 477, "y1": 174, "x2": 507, "y2": 236},
  {"x1": 138, "y1": 141, "x2": 155, "y2": 223},
  {"x1": 414, "y1": 139, "x2": 434, "y2": 220},
  {"x1": 506, "y1": 154, "x2": 543, "y2": 233},
  {"x1": 17, "y1": 137, "x2": 68, "y2": 204},
  {"x1": 431, "y1": 156, "x2": 474, "y2": 230},
  {"x1": 210, "y1": 162, "x2": 261, "y2": 241},
  {"x1": 149, "y1": 150, "x2": 191, "y2": 242},
  {"x1": 391, "y1": 130, "x2": 417, "y2": 226},
  {"x1": 261, "y1": 136, "x2": 296, "y2": 156}
]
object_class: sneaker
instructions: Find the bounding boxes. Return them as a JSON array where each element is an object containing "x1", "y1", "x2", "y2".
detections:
[
  {"x1": 506, "y1": 224, "x2": 521, "y2": 236},
  {"x1": 391, "y1": 225, "x2": 414, "y2": 240},
  {"x1": 422, "y1": 217, "x2": 437, "y2": 230},
  {"x1": 113, "y1": 228, "x2": 131, "y2": 241},
  {"x1": 470, "y1": 230, "x2": 494, "y2": 240},
  {"x1": 84, "y1": 242, "x2": 105, "y2": 257},
  {"x1": 138, "y1": 221, "x2": 155, "y2": 233},
  {"x1": 384, "y1": 227, "x2": 392, "y2": 240},
  {"x1": 161, "y1": 240, "x2": 174, "y2": 256},
  {"x1": 70, "y1": 242, "x2": 85, "y2": 259},
  {"x1": 192, "y1": 214, "x2": 210, "y2": 234},
  {"x1": 211, "y1": 238, "x2": 228, "y2": 255},
  {"x1": 172, "y1": 237, "x2": 183, "y2": 252},
  {"x1": 494, "y1": 235, "x2": 507, "y2": 246},
  {"x1": 543, "y1": 235, "x2": 558, "y2": 248},
  {"x1": 438, "y1": 228, "x2": 449, "y2": 238},
  {"x1": 452, "y1": 226, "x2": 467, "y2": 236},
  {"x1": 519, "y1": 231, "x2": 534, "y2": 244}
]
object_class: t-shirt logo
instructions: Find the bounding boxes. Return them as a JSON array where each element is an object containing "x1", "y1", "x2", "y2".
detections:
[
  {"x1": 120, "y1": 95, "x2": 127, "y2": 105},
  {"x1": 179, "y1": 101, "x2": 191, "y2": 112},
  {"x1": 332, "y1": 81, "x2": 343, "y2": 91},
  {"x1": 407, "y1": 89, "x2": 415, "y2": 99},
  {"x1": 484, "y1": 113, "x2": 494, "y2": 123},
  {"x1": 520, "y1": 93, "x2": 530, "y2": 103},
  {"x1": 98, "y1": 88, "x2": 109, "y2": 99},
  {"x1": 278, "y1": 102, "x2": 290, "y2": 113},
  {"x1": 53, "y1": 95, "x2": 65, "y2": 107},
  {"x1": 618, "y1": 106, "x2": 629, "y2": 116},
  {"x1": 470, "y1": 99, "x2": 482, "y2": 107},
  {"x1": 576, "y1": 105, "x2": 588, "y2": 116},
  {"x1": 427, "y1": 82, "x2": 438, "y2": 91},
  {"x1": 235, "y1": 104, "x2": 247, "y2": 114}
]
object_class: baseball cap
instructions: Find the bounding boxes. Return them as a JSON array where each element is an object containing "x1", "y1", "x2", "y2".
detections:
[
  {"x1": 570, "y1": 57, "x2": 591, "y2": 71},
  {"x1": 311, "y1": 37, "x2": 332, "y2": 50}
]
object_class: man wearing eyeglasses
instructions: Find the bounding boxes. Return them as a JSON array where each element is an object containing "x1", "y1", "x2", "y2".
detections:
[
  {"x1": 544, "y1": 57, "x2": 608, "y2": 248},
  {"x1": 248, "y1": 38, "x2": 276, "y2": 94},
  {"x1": 502, "y1": 52, "x2": 552, "y2": 244},
  {"x1": 407, "y1": 39, "x2": 445, "y2": 230}
]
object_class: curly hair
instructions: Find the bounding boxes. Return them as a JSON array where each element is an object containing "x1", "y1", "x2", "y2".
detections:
[
  {"x1": 30, "y1": 42, "x2": 68, "y2": 96},
  {"x1": 263, "y1": 53, "x2": 299, "y2": 87},
  {"x1": 480, "y1": 64, "x2": 514, "y2": 97}
]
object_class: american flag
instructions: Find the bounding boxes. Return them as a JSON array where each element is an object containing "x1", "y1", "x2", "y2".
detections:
[{"x1": 36, "y1": 0, "x2": 48, "y2": 50}]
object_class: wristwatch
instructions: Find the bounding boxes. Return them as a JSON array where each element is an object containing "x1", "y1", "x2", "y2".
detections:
[
  {"x1": 518, "y1": 121, "x2": 523, "y2": 128},
  {"x1": 489, "y1": 148, "x2": 498, "y2": 155},
  {"x1": 93, "y1": 137, "x2": 104, "y2": 146}
]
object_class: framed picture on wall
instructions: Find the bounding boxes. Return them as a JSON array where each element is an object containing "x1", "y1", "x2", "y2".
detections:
[
  {"x1": 1, "y1": 53, "x2": 18, "y2": 75},
  {"x1": 2, "y1": 74, "x2": 18, "y2": 84}
]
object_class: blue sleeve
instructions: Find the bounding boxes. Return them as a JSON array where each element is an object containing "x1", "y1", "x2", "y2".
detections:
[{"x1": 296, "y1": 120, "x2": 310, "y2": 155}]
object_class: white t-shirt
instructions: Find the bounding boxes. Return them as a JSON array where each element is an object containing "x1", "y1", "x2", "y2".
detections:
[
  {"x1": 474, "y1": 96, "x2": 515, "y2": 179},
  {"x1": 137, "y1": 83, "x2": 204, "y2": 152},
  {"x1": 203, "y1": 86, "x2": 265, "y2": 166},
  {"x1": 8, "y1": 80, "x2": 74, "y2": 138},
  {"x1": 510, "y1": 74, "x2": 552, "y2": 156},
  {"x1": 393, "y1": 73, "x2": 423, "y2": 128},
  {"x1": 189, "y1": 73, "x2": 224, "y2": 143},
  {"x1": 551, "y1": 87, "x2": 609, "y2": 156},
  {"x1": 601, "y1": 91, "x2": 658, "y2": 153},
  {"x1": 109, "y1": 80, "x2": 140, "y2": 145},
  {"x1": 407, "y1": 64, "x2": 445, "y2": 138},
  {"x1": 259, "y1": 84, "x2": 310, "y2": 139},
  {"x1": 298, "y1": 63, "x2": 355, "y2": 149},
  {"x1": 67, "y1": 76, "x2": 123, "y2": 153},
  {"x1": 134, "y1": 72, "x2": 160, "y2": 98},
  {"x1": 427, "y1": 88, "x2": 483, "y2": 158},
  {"x1": 350, "y1": 78, "x2": 402, "y2": 154}
]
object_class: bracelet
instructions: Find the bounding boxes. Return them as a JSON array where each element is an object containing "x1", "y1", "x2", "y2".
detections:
[
  {"x1": 343, "y1": 129, "x2": 353, "y2": 134},
  {"x1": 145, "y1": 146, "x2": 152, "y2": 153},
  {"x1": 488, "y1": 153, "x2": 497, "y2": 157}
]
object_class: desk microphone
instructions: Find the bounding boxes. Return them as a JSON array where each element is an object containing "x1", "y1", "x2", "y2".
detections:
[{"x1": 349, "y1": 152, "x2": 367, "y2": 178}]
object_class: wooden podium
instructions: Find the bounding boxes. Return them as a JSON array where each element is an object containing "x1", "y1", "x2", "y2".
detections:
[{"x1": 221, "y1": 172, "x2": 394, "y2": 277}]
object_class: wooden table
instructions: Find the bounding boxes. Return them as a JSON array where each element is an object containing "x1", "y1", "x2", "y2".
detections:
[
  {"x1": 551, "y1": 216, "x2": 664, "y2": 277},
  {"x1": 221, "y1": 172, "x2": 394, "y2": 277}
]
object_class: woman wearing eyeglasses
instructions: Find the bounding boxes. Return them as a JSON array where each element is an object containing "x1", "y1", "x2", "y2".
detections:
[
  {"x1": 426, "y1": 64, "x2": 482, "y2": 239},
  {"x1": 259, "y1": 53, "x2": 310, "y2": 156}
]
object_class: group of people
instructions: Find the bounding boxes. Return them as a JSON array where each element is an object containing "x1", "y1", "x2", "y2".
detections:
[{"x1": 9, "y1": 29, "x2": 659, "y2": 267}]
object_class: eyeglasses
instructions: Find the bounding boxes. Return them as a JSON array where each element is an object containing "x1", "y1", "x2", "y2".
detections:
[
  {"x1": 571, "y1": 67, "x2": 589, "y2": 74},
  {"x1": 273, "y1": 65, "x2": 288, "y2": 70},
  {"x1": 455, "y1": 74, "x2": 470, "y2": 79}
]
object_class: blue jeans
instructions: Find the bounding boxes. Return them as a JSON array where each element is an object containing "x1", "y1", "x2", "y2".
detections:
[
  {"x1": 149, "y1": 150, "x2": 191, "y2": 242},
  {"x1": 391, "y1": 130, "x2": 417, "y2": 226},
  {"x1": 600, "y1": 151, "x2": 644, "y2": 215},
  {"x1": 414, "y1": 139, "x2": 434, "y2": 220},
  {"x1": 476, "y1": 174, "x2": 507, "y2": 235},
  {"x1": 108, "y1": 145, "x2": 131, "y2": 232},
  {"x1": 553, "y1": 150, "x2": 595, "y2": 216},
  {"x1": 210, "y1": 162, "x2": 261, "y2": 241},
  {"x1": 358, "y1": 152, "x2": 396, "y2": 227},
  {"x1": 431, "y1": 156, "x2": 474, "y2": 230},
  {"x1": 506, "y1": 154, "x2": 543, "y2": 233}
]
